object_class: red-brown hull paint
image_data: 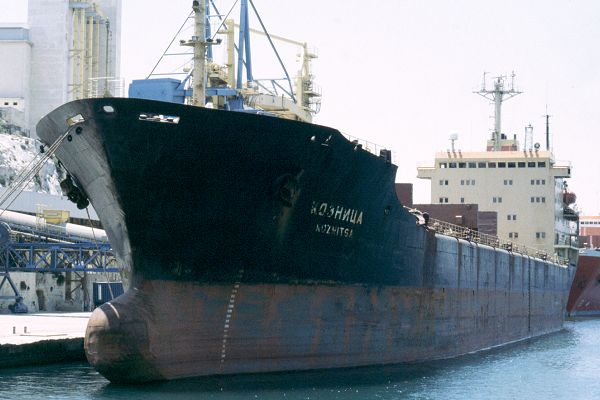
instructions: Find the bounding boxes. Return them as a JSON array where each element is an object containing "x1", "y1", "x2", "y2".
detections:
[
  {"x1": 566, "y1": 250, "x2": 600, "y2": 316},
  {"x1": 86, "y1": 270, "x2": 569, "y2": 383}
]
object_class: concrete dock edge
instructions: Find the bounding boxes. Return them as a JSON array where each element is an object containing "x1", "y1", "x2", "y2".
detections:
[
  {"x1": 0, "y1": 312, "x2": 90, "y2": 368},
  {"x1": 0, "y1": 338, "x2": 85, "y2": 368}
]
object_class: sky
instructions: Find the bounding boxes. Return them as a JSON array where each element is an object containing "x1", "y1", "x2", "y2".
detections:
[{"x1": 3, "y1": 0, "x2": 600, "y2": 214}]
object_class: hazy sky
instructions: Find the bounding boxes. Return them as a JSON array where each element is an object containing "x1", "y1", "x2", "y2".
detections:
[{"x1": 4, "y1": 0, "x2": 600, "y2": 214}]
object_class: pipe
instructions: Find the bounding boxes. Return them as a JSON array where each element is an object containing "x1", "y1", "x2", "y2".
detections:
[{"x1": 0, "y1": 209, "x2": 108, "y2": 242}]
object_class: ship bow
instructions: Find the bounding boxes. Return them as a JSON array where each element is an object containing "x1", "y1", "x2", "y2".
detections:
[{"x1": 85, "y1": 290, "x2": 163, "y2": 383}]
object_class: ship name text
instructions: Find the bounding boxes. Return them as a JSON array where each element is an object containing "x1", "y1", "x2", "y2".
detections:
[
  {"x1": 310, "y1": 201, "x2": 364, "y2": 225},
  {"x1": 310, "y1": 201, "x2": 363, "y2": 239},
  {"x1": 315, "y1": 224, "x2": 354, "y2": 238}
]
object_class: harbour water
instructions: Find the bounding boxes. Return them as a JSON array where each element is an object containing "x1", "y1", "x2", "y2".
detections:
[{"x1": 1, "y1": 319, "x2": 599, "y2": 400}]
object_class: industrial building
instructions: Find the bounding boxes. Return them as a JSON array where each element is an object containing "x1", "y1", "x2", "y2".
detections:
[
  {"x1": 0, "y1": 25, "x2": 31, "y2": 134},
  {"x1": 0, "y1": 1, "x2": 123, "y2": 312},
  {"x1": 580, "y1": 215, "x2": 600, "y2": 248},
  {"x1": 0, "y1": 0, "x2": 122, "y2": 137}
]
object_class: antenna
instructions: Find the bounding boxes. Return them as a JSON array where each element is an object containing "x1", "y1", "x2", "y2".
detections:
[
  {"x1": 449, "y1": 132, "x2": 458, "y2": 152},
  {"x1": 474, "y1": 72, "x2": 522, "y2": 151},
  {"x1": 543, "y1": 106, "x2": 552, "y2": 151},
  {"x1": 524, "y1": 123, "x2": 533, "y2": 151},
  {"x1": 480, "y1": 71, "x2": 488, "y2": 91}
]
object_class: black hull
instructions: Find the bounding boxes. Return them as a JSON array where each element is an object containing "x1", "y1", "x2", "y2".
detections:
[{"x1": 39, "y1": 98, "x2": 415, "y2": 285}]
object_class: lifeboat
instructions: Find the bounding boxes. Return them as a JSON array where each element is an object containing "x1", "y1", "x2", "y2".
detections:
[{"x1": 563, "y1": 191, "x2": 577, "y2": 205}]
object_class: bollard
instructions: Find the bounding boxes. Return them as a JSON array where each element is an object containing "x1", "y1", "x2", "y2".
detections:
[
  {"x1": 24, "y1": 326, "x2": 27, "y2": 334},
  {"x1": 12, "y1": 326, "x2": 15, "y2": 334}
]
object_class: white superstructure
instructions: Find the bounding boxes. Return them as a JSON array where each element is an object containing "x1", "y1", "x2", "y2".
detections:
[{"x1": 417, "y1": 75, "x2": 579, "y2": 261}]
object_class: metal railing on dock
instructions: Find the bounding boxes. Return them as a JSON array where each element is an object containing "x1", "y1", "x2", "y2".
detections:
[{"x1": 0, "y1": 242, "x2": 119, "y2": 273}]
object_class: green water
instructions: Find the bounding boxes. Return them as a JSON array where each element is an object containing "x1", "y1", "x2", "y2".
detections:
[{"x1": 1, "y1": 319, "x2": 599, "y2": 399}]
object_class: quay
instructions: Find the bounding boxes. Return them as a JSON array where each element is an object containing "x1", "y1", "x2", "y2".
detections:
[{"x1": 0, "y1": 312, "x2": 89, "y2": 368}]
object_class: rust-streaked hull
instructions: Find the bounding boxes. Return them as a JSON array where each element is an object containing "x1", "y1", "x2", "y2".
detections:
[
  {"x1": 85, "y1": 240, "x2": 572, "y2": 383},
  {"x1": 566, "y1": 249, "x2": 600, "y2": 316}
]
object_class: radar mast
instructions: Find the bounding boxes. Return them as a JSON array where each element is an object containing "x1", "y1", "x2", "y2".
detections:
[{"x1": 474, "y1": 72, "x2": 522, "y2": 151}]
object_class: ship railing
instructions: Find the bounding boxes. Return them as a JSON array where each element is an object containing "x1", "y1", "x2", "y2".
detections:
[
  {"x1": 426, "y1": 217, "x2": 570, "y2": 265},
  {"x1": 554, "y1": 236, "x2": 580, "y2": 247},
  {"x1": 416, "y1": 160, "x2": 435, "y2": 169},
  {"x1": 342, "y1": 134, "x2": 395, "y2": 160},
  {"x1": 552, "y1": 159, "x2": 572, "y2": 168}
]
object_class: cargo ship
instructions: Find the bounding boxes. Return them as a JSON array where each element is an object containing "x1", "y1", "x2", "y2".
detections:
[
  {"x1": 36, "y1": 1, "x2": 576, "y2": 384},
  {"x1": 37, "y1": 96, "x2": 575, "y2": 383},
  {"x1": 567, "y1": 248, "x2": 600, "y2": 316}
]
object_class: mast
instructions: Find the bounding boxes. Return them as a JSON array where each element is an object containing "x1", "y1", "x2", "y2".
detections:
[
  {"x1": 192, "y1": 0, "x2": 206, "y2": 107},
  {"x1": 544, "y1": 112, "x2": 551, "y2": 151},
  {"x1": 236, "y1": 0, "x2": 252, "y2": 89},
  {"x1": 474, "y1": 72, "x2": 522, "y2": 151}
]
